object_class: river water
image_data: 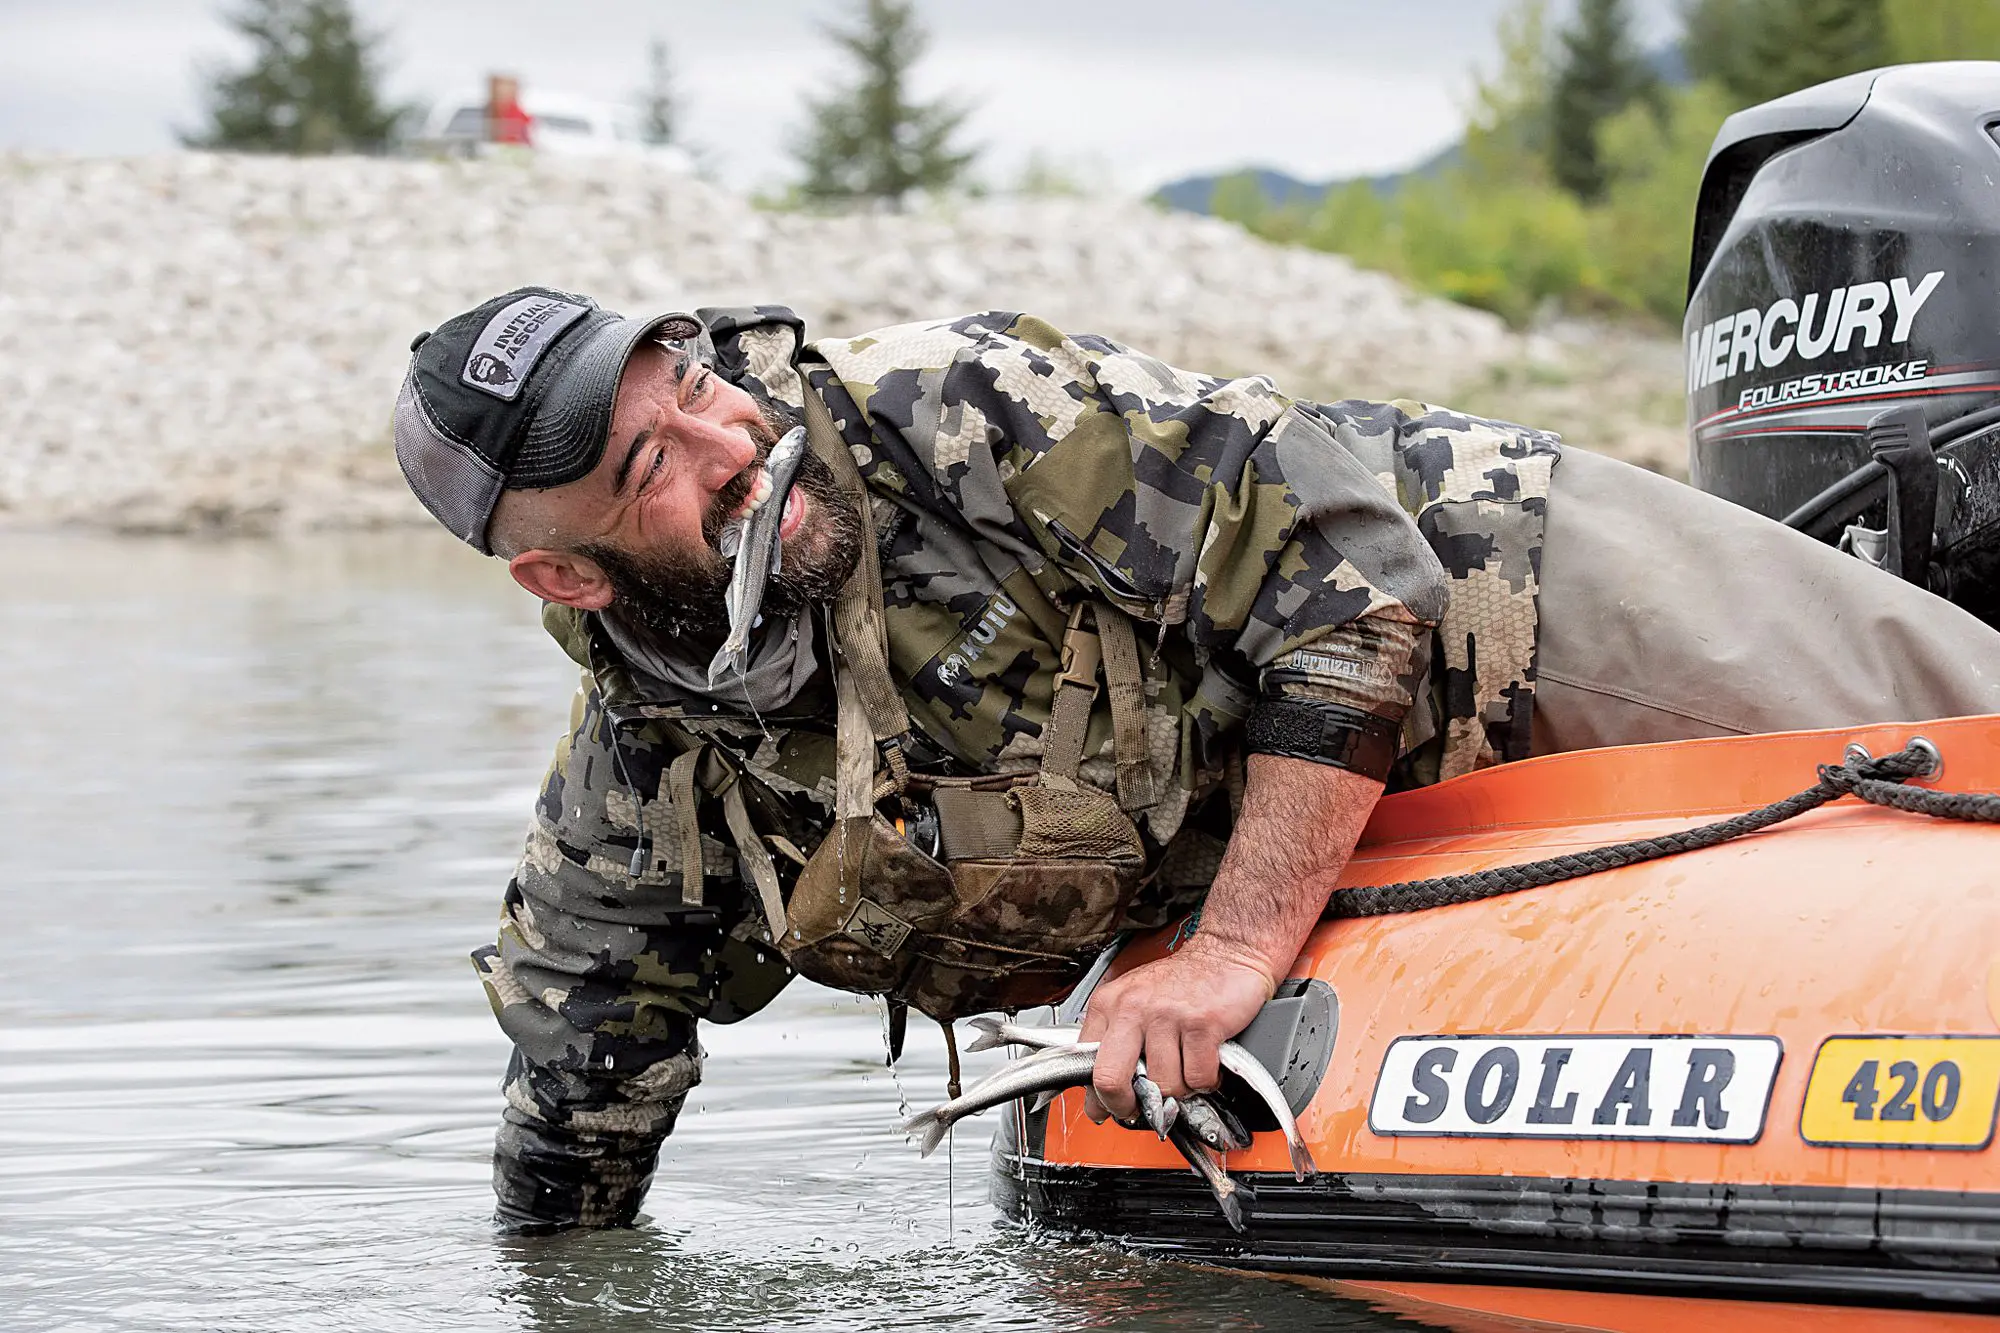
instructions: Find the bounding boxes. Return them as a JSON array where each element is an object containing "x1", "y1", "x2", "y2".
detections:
[{"x1": 0, "y1": 530, "x2": 1448, "y2": 1332}]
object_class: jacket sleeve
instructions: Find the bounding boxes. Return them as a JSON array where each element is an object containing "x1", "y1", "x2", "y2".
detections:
[
  {"x1": 808, "y1": 312, "x2": 1449, "y2": 781},
  {"x1": 476, "y1": 680, "x2": 790, "y2": 1232}
]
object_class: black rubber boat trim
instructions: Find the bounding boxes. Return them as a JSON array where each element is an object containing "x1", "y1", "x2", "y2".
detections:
[{"x1": 993, "y1": 1152, "x2": 2000, "y2": 1310}]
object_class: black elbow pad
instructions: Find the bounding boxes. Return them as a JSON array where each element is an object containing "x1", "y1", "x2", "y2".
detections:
[{"x1": 1244, "y1": 696, "x2": 1399, "y2": 782}]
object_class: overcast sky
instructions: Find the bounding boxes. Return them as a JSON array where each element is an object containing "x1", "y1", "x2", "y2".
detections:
[{"x1": 1, "y1": 0, "x2": 1684, "y2": 193}]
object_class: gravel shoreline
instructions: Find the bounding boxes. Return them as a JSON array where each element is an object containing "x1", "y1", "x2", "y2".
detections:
[{"x1": 1, "y1": 153, "x2": 1638, "y2": 535}]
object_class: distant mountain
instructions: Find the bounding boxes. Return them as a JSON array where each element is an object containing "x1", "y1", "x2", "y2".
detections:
[
  {"x1": 1157, "y1": 41, "x2": 1687, "y2": 217},
  {"x1": 1151, "y1": 142, "x2": 1460, "y2": 217}
]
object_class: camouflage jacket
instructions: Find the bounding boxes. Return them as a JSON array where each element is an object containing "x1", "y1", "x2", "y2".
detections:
[{"x1": 477, "y1": 307, "x2": 1562, "y2": 1230}]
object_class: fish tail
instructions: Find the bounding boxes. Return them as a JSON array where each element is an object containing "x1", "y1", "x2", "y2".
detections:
[
  {"x1": 902, "y1": 1107, "x2": 953, "y2": 1158},
  {"x1": 963, "y1": 1016, "x2": 1006, "y2": 1054},
  {"x1": 705, "y1": 646, "x2": 745, "y2": 687},
  {"x1": 917, "y1": 1117, "x2": 953, "y2": 1159},
  {"x1": 1287, "y1": 1136, "x2": 1318, "y2": 1182}
]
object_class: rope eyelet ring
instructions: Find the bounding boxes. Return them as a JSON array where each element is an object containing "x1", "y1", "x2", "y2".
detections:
[
  {"x1": 1844, "y1": 742, "x2": 1873, "y2": 766},
  {"x1": 1907, "y1": 735, "x2": 1943, "y2": 781}
]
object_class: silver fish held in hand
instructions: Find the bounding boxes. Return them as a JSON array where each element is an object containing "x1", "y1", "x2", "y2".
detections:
[
  {"x1": 1167, "y1": 1118, "x2": 1252, "y2": 1234},
  {"x1": 965, "y1": 1022, "x2": 1174, "y2": 1138},
  {"x1": 1179, "y1": 1093, "x2": 1252, "y2": 1154},
  {"x1": 965, "y1": 1015, "x2": 1317, "y2": 1181},
  {"x1": 936, "y1": 1041, "x2": 1176, "y2": 1140},
  {"x1": 706, "y1": 425, "x2": 809, "y2": 686},
  {"x1": 926, "y1": 1032, "x2": 1234, "y2": 1230},
  {"x1": 901, "y1": 1047, "x2": 1100, "y2": 1158}
]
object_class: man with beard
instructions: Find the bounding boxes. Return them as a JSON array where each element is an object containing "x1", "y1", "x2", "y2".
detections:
[{"x1": 393, "y1": 288, "x2": 2000, "y2": 1232}]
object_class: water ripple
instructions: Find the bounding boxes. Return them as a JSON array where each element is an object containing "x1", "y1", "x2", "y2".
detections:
[{"x1": 0, "y1": 532, "x2": 1429, "y2": 1332}]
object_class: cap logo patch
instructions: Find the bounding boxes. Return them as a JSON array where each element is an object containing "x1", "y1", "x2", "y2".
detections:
[
  {"x1": 465, "y1": 352, "x2": 516, "y2": 387},
  {"x1": 460, "y1": 294, "x2": 592, "y2": 401}
]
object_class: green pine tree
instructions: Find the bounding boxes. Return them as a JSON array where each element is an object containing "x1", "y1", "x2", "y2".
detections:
[
  {"x1": 1685, "y1": 0, "x2": 1888, "y2": 106},
  {"x1": 640, "y1": 38, "x2": 677, "y2": 146},
  {"x1": 792, "y1": 0, "x2": 978, "y2": 206},
  {"x1": 1462, "y1": 0, "x2": 1557, "y2": 186},
  {"x1": 1547, "y1": 0, "x2": 1658, "y2": 201},
  {"x1": 1682, "y1": 0, "x2": 1756, "y2": 100},
  {"x1": 184, "y1": 0, "x2": 405, "y2": 154}
]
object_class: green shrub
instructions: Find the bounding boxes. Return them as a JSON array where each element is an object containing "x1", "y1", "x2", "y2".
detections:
[
  {"x1": 1205, "y1": 0, "x2": 1986, "y2": 332},
  {"x1": 1591, "y1": 83, "x2": 1736, "y2": 324}
]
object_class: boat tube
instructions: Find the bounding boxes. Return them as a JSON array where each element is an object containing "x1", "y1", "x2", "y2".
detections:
[{"x1": 992, "y1": 714, "x2": 2000, "y2": 1311}]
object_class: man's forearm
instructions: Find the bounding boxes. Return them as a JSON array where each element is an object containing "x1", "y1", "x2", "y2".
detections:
[
  {"x1": 1081, "y1": 753, "x2": 1382, "y2": 1111},
  {"x1": 1186, "y1": 753, "x2": 1383, "y2": 985}
]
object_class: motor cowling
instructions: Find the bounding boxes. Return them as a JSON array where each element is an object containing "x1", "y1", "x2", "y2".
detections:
[{"x1": 1686, "y1": 62, "x2": 2000, "y2": 624}]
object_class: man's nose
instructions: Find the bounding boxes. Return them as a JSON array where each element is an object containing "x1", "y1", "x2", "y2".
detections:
[{"x1": 689, "y1": 420, "x2": 759, "y2": 490}]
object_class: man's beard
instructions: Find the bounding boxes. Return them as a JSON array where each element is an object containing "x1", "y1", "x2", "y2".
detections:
[{"x1": 580, "y1": 399, "x2": 864, "y2": 643}]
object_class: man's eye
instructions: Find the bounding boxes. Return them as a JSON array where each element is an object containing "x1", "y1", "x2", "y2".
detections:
[{"x1": 689, "y1": 369, "x2": 714, "y2": 405}]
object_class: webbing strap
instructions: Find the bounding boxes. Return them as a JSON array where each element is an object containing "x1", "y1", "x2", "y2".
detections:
[
  {"x1": 1096, "y1": 606, "x2": 1157, "y2": 811},
  {"x1": 667, "y1": 746, "x2": 706, "y2": 906},
  {"x1": 832, "y1": 662, "x2": 877, "y2": 820},
  {"x1": 933, "y1": 787, "x2": 1023, "y2": 859},
  {"x1": 798, "y1": 382, "x2": 911, "y2": 753},
  {"x1": 1043, "y1": 605, "x2": 1102, "y2": 784},
  {"x1": 722, "y1": 781, "x2": 788, "y2": 942}
]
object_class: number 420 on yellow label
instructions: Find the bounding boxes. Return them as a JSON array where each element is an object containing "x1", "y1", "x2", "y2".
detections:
[{"x1": 1800, "y1": 1037, "x2": 2000, "y2": 1149}]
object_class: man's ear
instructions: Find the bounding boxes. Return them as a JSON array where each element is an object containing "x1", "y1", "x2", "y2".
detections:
[{"x1": 508, "y1": 548, "x2": 614, "y2": 610}]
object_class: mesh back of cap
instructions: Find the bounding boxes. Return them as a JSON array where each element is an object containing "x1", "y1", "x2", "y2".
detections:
[{"x1": 394, "y1": 376, "x2": 506, "y2": 552}]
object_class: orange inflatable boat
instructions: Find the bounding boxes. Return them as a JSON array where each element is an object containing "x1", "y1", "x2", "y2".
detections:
[{"x1": 991, "y1": 714, "x2": 2000, "y2": 1313}]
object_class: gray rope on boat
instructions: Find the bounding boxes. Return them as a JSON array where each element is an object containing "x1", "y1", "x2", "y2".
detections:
[{"x1": 1325, "y1": 743, "x2": 2000, "y2": 920}]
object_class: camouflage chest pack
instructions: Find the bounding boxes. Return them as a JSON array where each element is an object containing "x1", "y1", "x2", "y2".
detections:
[{"x1": 775, "y1": 388, "x2": 1161, "y2": 1022}]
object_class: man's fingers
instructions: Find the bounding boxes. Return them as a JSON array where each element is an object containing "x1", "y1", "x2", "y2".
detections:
[
  {"x1": 1090, "y1": 1020, "x2": 1144, "y2": 1122},
  {"x1": 1082, "y1": 1088, "x2": 1110, "y2": 1124},
  {"x1": 1182, "y1": 1029, "x2": 1223, "y2": 1096},
  {"x1": 1142, "y1": 1021, "x2": 1187, "y2": 1100}
]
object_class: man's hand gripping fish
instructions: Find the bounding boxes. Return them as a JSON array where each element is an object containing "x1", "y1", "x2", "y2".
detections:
[
  {"x1": 964, "y1": 1015, "x2": 1316, "y2": 1180},
  {"x1": 946, "y1": 1016, "x2": 1296, "y2": 1234},
  {"x1": 706, "y1": 424, "x2": 809, "y2": 687}
]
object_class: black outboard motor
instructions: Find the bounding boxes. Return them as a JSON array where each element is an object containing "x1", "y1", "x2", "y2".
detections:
[{"x1": 1686, "y1": 62, "x2": 2000, "y2": 625}]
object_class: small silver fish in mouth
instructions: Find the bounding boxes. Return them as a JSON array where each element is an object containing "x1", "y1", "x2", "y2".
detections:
[{"x1": 706, "y1": 425, "x2": 809, "y2": 686}]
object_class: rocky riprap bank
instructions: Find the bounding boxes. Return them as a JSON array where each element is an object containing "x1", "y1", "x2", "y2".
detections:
[{"x1": 1, "y1": 153, "x2": 1528, "y2": 534}]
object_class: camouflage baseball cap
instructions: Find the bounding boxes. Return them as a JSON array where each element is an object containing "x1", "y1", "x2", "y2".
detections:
[{"x1": 393, "y1": 287, "x2": 711, "y2": 553}]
